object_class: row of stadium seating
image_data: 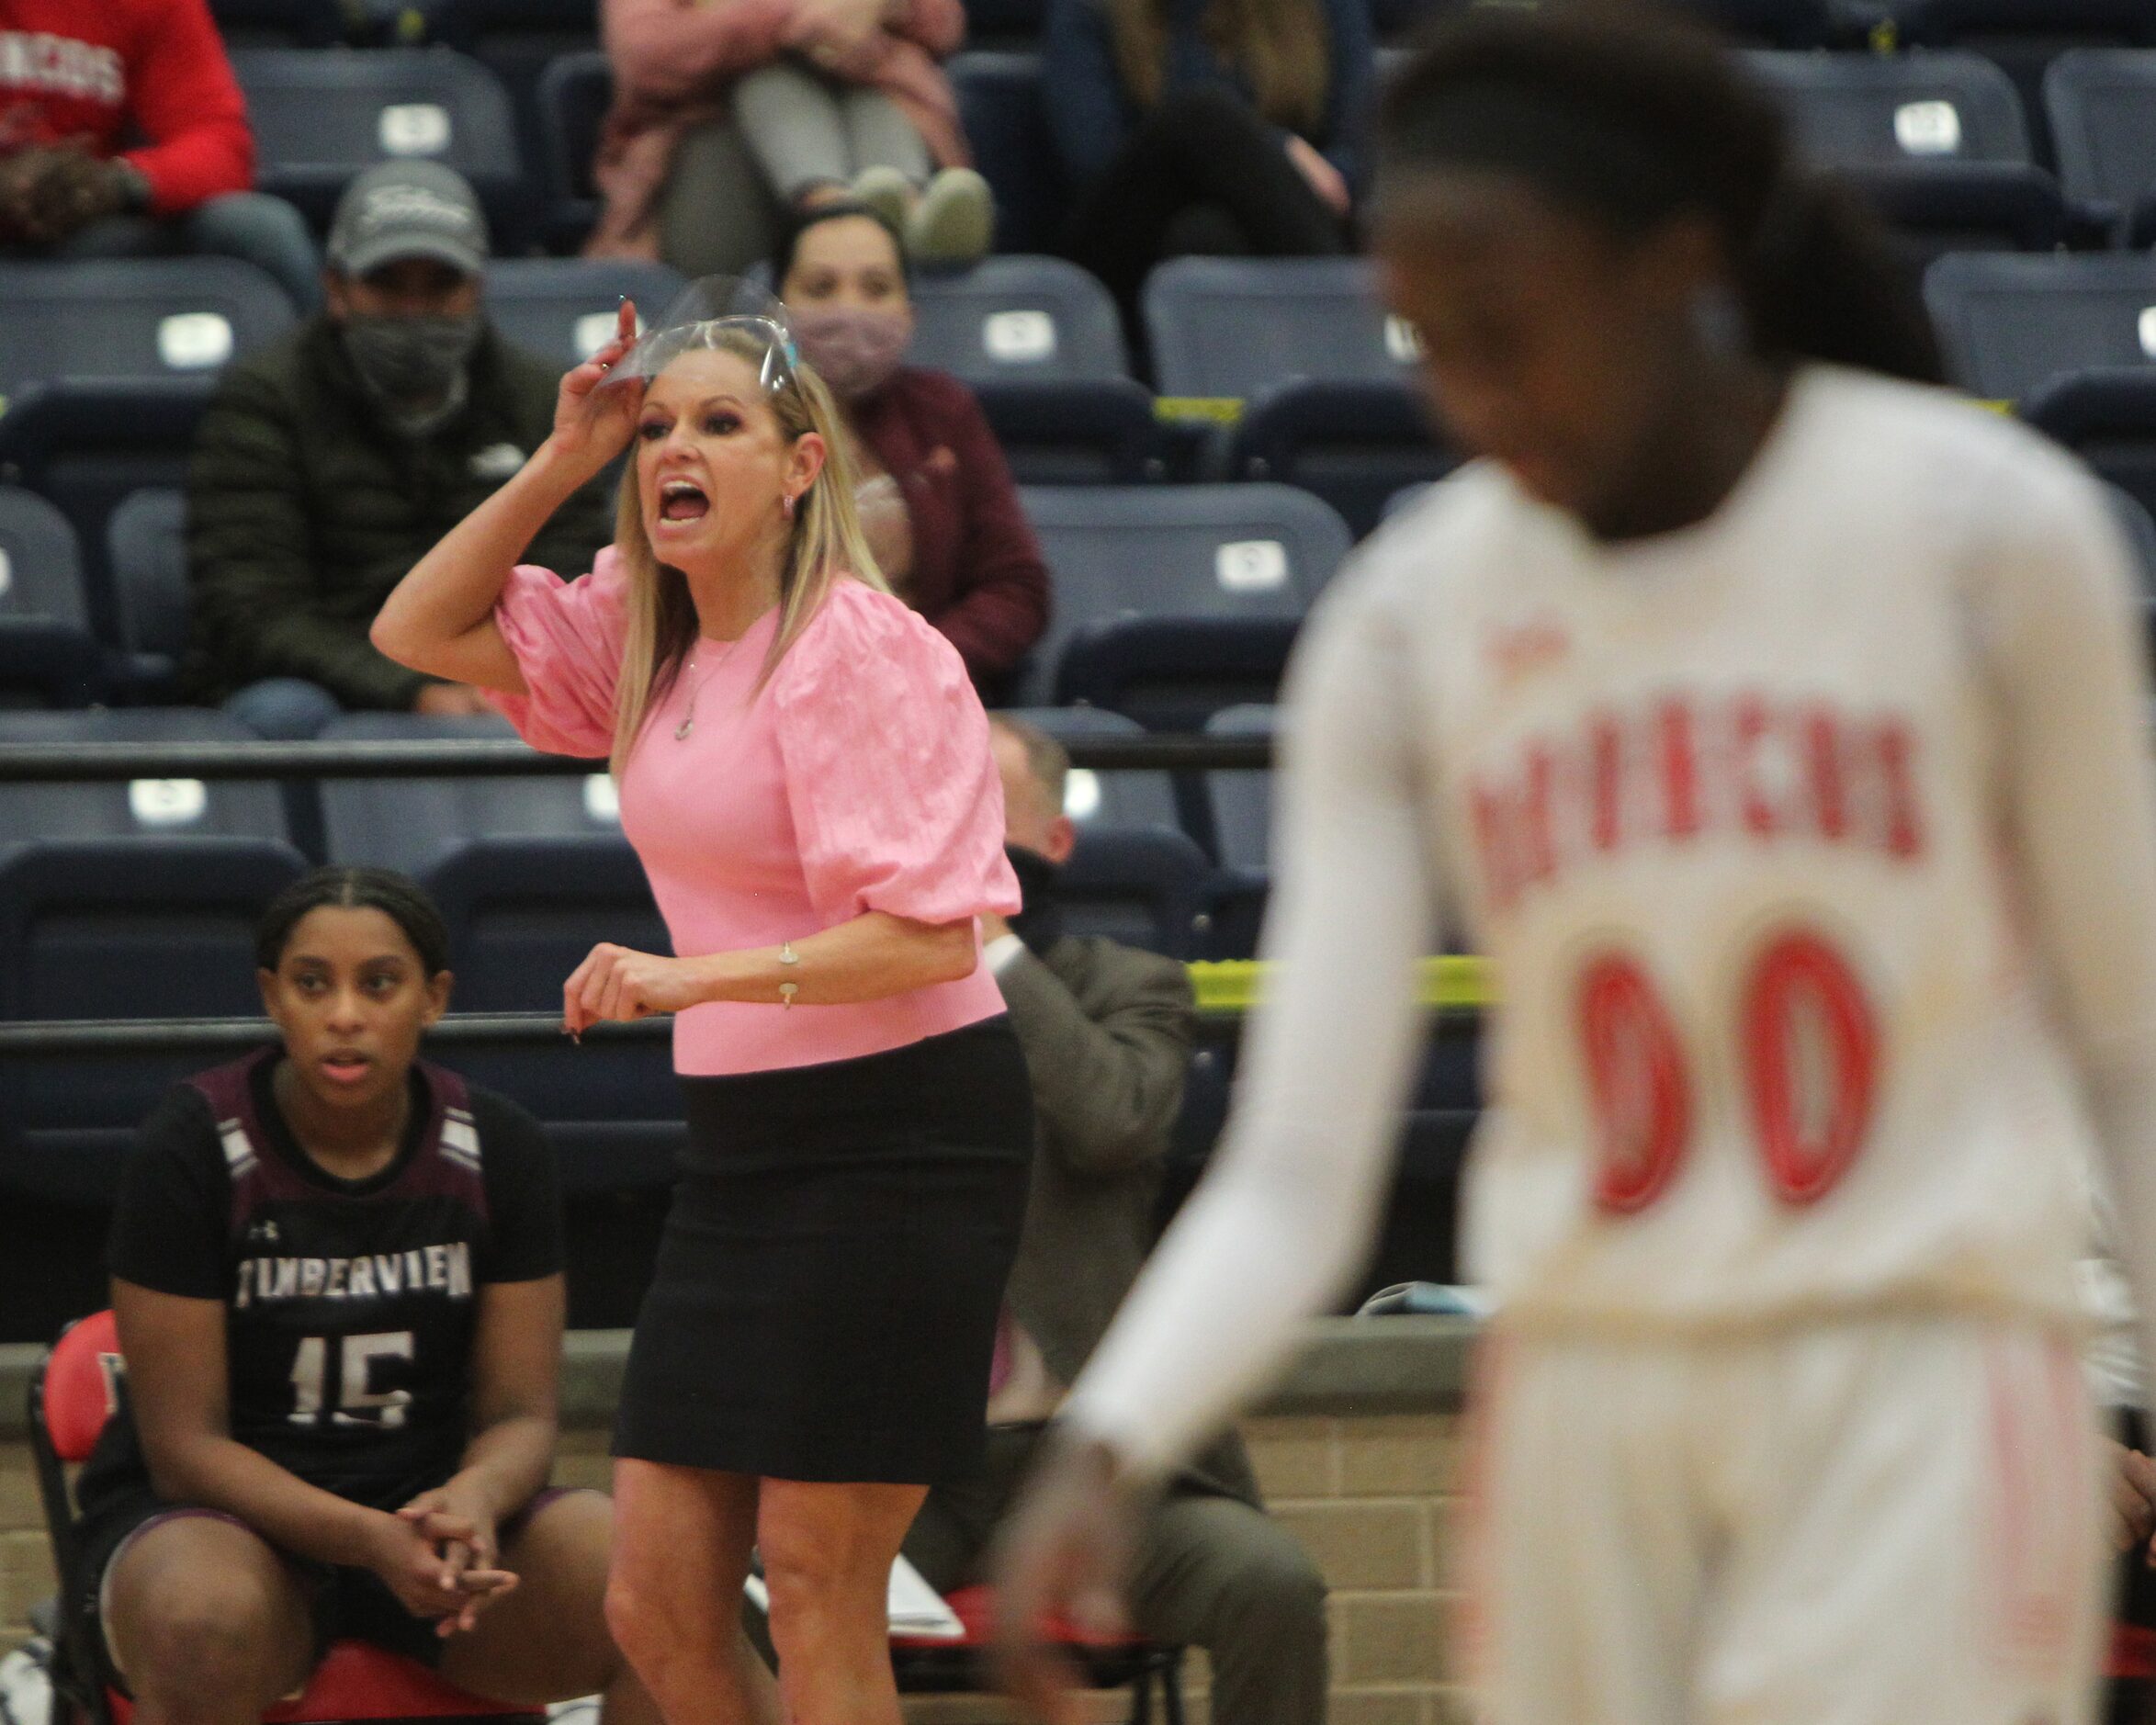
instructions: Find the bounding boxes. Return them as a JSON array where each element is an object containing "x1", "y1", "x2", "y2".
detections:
[{"x1": 176, "y1": 40, "x2": 2156, "y2": 258}]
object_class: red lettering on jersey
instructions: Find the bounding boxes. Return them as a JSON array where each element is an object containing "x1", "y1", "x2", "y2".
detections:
[
  {"x1": 1803, "y1": 708, "x2": 1847, "y2": 842},
  {"x1": 1657, "y1": 699, "x2": 1699, "y2": 841},
  {"x1": 1733, "y1": 693, "x2": 1779, "y2": 839},
  {"x1": 1471, "y1": 783, "x2": 1519, "y2": 916},
  {"x1": 1874, "y1": 722, "x2": 1925, "y2": 859},
  {"x1": 1520, "y1": 745, "x2": 1557, "y2": 888},
  {"x1": 1587, "y1": 713, "x2": 1622, "y2": 853}
]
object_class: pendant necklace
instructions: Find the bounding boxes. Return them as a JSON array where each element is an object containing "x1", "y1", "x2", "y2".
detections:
[{"x1": 674, "y1": 635, "x2": 746, "y2": 740}]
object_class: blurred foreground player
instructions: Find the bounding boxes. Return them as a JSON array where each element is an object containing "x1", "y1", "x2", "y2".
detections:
[
  {"x1": 994, "y1": 9, "x2": 2156, "y2": 1723},
  {"x1": 72, "y1": 868, "x2": 674, "y2": 1725}
]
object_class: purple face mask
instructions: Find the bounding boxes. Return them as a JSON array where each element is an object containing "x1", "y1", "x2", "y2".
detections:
[{"x1": 791, "y1": 304, "x2": 911, "y2": 402}]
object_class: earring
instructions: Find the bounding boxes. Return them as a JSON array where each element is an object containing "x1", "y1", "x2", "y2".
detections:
[{"x1": 782, "y1": 491, "x2": 797, "y2": 520}]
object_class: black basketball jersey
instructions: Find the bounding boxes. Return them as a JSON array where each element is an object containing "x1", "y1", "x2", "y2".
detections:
[{"x1": 79, "y1": 1049, "x2": 560, "y2": 1519}]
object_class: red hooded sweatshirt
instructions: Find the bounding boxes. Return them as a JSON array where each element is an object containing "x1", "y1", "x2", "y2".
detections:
[{"x1": 0, "y1": 0, "x2": 253, "y2": 216}]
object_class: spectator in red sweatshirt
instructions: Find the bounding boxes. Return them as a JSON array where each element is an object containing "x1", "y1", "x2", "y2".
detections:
[{"x1": 0, "y1": 0, "x2": 318, "y2": 308}]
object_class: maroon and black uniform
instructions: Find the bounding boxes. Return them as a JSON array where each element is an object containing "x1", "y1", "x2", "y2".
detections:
[{"x1": 72, "y1": 1048, "x2": 560, "y2": 1672}]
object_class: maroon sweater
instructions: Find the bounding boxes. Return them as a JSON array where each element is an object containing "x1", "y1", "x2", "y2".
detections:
[{"x1": 849, "y1": 366, "x2": 1052, "y2": 697}]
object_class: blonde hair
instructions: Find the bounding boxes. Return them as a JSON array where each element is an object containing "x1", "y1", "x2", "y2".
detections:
[
  {"x1": 1108, "y1": 0, "x2": 1329, "y2": 137},
  {"x1": 606, "y1": 333, "x2": 888, "y2": 774}
]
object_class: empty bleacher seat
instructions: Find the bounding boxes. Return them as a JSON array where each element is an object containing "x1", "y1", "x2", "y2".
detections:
[
  {"x1": 0, "y1": 709, "x2": 288, "y2": 855},
  {"x1": 1844, "y1": 160, "x2": 2070, "y2": 264},
  {"x1": 1373, "y1": 0, "x2": 1846, "y2": 46},
  {"x1": 949, "y1": 53, "x2": 1068, "y2": 257},
  {"x1": 0, "y1": 259, "x2": 296, "y2": 399},
  {"x1": 1744, "y1": 49, "x2": 2033, "y2": 167},
  {"x1": 105, "y1": 489, "x2": 190, "y2": 696},
  {"x1": 1894, "y1": 0, "x2": 2156, "y2": 164},
  {"x1": 0, "y1": 380, "x2": 214, "y2": 645},
  {"x1": 2022, "y1": 370, "x2": 2156, "y2": 527},
  {"x1": 1017, "y1": 482, "x2": 1351, "y2": 727},
  {"x1": 485, "y1": 259, "x2": 688, "y2": 366},
  {"x1": 912, "y1": 256, "x2": 1133, "y2": 384},
  {"x1": 232, "y1": 47, "x2": 531, "y2": 243},
  {"x1": 2044, "y1": 51, "x2": 2156, "y2": 243},
  {"x1": 1233, "y1": 382, "x2": 1456, "y2": 542},
  {"x1": 209, "y1": 0, "x2": 345, "y2": 47},
  {"x1": 536, "y1": 50, "x2": 610, "y2": 250},
  {"x1": 0, "y1": 490, "x2": 101, "y2": 708},
  {"x1": 429, "y1": 0, "x2": 602, "y2": 226},
  {"x1": 1060, "y1": 825, "x2": 1213, "y2": 959},
  {"x1": 1925, "y1": 252, "x2": 2156, "y2": 400},
  {"x1": 1145, "y1": 256, "x2": 1414, "y2": 402}
]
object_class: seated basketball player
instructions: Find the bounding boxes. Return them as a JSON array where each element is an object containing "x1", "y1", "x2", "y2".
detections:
[{"x1": 66, "y1": 868, "x2": 717, "y2": 1725}]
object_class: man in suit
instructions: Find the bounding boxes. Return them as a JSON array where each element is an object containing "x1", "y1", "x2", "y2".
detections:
[{"x1": 901, "y1": 715, "x2": 1329, "y2": 1725}]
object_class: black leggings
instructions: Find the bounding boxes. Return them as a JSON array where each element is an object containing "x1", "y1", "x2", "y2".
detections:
[{"x1": 1062, "y1": 85, "x2": 1349, "y2": 333}]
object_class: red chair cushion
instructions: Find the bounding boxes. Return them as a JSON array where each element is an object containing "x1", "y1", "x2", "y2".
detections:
[
  {"x1": 888, "y1": 1583, "x2": 1153, "y2": 1652},
  {"x1": 2112, "y1": 1620, "x2": 2156, "y2": 1680},
  {"x1": 107, "y1": 1641, "x2": 544, "y2": 1723},
  {"x1": 43, "y1": 1310, "x2": 121, "y2": 1463}
]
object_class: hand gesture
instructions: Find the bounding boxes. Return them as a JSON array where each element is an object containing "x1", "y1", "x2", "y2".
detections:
[
  {"x1": 990, "y1": 1436, "x2": 1142, "y2": 1725},
  {"x1": 2109, "y1": 1439, "x2": 2156, "y2": 1558},
  {"x1": 1283, "y1": 134, "x2": 1350, "y2": 219},
  {"x1": 563, "y1": 943, "x2": 710, "y2": 1037},
  {"x1": 369, "y1": 1504, "x2": 519, "y2": 1636},
  {"x1": 545, "y1": 299, "x2": 646, "y2": 482}
]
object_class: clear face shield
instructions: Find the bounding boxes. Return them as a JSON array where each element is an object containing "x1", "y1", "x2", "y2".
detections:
[{"x1": 602, "y1": 276, "x2": 802, "y2": 395}]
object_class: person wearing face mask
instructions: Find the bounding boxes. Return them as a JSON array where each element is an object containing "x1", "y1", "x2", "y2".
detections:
[
  {"x1": 183, "y1": 163, "x2": 614, "y2": 738},
  {"x1": 899, "y1": 716, "x2": 1332, "y2": 1725},
  {"x1": 774, "y1": 201, "x2": 1049, "y2": 700}
]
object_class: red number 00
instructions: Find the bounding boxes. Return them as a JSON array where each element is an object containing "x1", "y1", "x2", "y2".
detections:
[{"x1": 1578, "y1": 929, "x2": 1879, "y2": 1213}]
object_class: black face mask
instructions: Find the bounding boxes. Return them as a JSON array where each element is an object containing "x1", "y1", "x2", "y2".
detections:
[{"x1": 1005, "y1": 843, "x2": 1067, "y2": 958}]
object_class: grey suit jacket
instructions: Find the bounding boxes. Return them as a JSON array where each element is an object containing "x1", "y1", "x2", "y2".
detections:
[{"x1": 997, "y1": 933, "x2": 1259, "y2": 1503}]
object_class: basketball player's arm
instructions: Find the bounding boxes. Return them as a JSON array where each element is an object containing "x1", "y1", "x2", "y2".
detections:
[
  {"x1": 1056, "y1": 581, "x2": 1439, "y2": 1477},
  {"x1": 399, "y1": 1275, "x2": 566, "y2": 1582},
  {"x1": 111, "y1": 1280, "x2": 470, "y2": 1598},
  {"x1": 372, "y1": 305, "x2": 643, "y2": 693},
  {"x1": 1987, "y1": 459, "x2": 2156, "y2": 1386}
]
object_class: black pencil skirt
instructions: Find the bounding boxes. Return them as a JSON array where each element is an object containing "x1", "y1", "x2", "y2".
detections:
[{"x1": 613, "y1": 1016, "x2": 1035, "y2": 1484}]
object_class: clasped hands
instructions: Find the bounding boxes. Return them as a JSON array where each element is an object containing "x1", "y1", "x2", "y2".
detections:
[
  {"x1": 378, "y1": 1481, "x2": 519, "y2": 1639},
  {"x1": 0, "y1": 142, "x2": 131, "y2": 244}
]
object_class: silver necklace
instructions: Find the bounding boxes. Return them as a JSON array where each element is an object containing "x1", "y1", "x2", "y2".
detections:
[{"x1": 674, "y1": 635, "x2": 747, "y2": 740}]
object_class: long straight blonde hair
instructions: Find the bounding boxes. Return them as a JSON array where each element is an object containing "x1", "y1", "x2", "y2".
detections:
[{"x1": 606, "y1": 333, "x2": 888, "y2": 775}]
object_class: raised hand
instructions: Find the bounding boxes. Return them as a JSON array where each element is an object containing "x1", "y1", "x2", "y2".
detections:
[{"x1": 545, "y1": 299, "x2": 647, "y2": 482}]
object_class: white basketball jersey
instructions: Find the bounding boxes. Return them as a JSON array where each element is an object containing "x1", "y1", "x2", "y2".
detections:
[{"x1": 1358, "y1": 366, "x2": 2143, "y2": 1332}]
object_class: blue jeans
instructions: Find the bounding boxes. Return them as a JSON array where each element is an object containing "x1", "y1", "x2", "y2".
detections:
[
  {"x1": 52, "y1": 192, "x2": 321, "y2": 311},
  {"x1": 224, "y1": 677, "x2": 342, "y2": 740}
]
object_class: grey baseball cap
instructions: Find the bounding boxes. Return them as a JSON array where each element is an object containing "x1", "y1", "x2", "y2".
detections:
[{"x1": 326, "y1": 162, "x2": 490, "y2": 277}]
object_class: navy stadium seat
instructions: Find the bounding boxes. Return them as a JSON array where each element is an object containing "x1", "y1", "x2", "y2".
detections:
[
  {"x1": 0, "y1": 709, "x2": 288, "y2": 857},
  {"x1": 1232, "y1": 381, "x2": 1457, "y2": 542},
  {"x1": 911, "y1": 256, "x2": 1133, "y2": 384},
  {"x1": 484, "y1": 259, "x2": 688, "y2": 366},
  {"x1": 105, "y1": 489, "x2": 190, "y2": 697},
  {"x1": 0, "y1": 260, "x2": 296, "y2": 400},
  {"x1": 0, "y1": 490, "x2": 101, "y2": 708},
  {"x1": 949, "y1": 53, "x2": 1068, "y2": 256},
  {"x1": 1060, "y1": 825, "x2": 1213, "y2": 959},
  {"x1": 429, "y1": 0, "x2": 601, "y2": 197},
  {"x1": 1017, "y1": 482, "x2": 1351, "y2": 727},
  {"x1": 0, "y1": 380, "x2": 214, "y2": 645},
  {"x1": 2022, "y1": 371, "x2": 2156, "y2": 529},
  {"x1": 536, "y1": 50, "x2": 611, "y2": 250},
  {"x1": 1371, "y1": 0, "x2": 1846, "y2": 47},
  {"x1": 231, "y1": 47, "x2": 532, "y2": 246},
  {"x1": 2043, "y1": 51, "x2": 2156, "y2": 244},
  {"x1": 1893, "y1": 0, "x2": 2156, "y2": 165},
  {"x1": 1744, "y1": 49, "x2": 2033, "y2": 168},
  {"x1": 1843, "y1": 161, "x2": 2070, "y2": 265},
  {"x1": 1925, "y1": 252, "x2": 2156, "y2": 400},
  {"x1": 1144, "y1": 256, "x2": 1416, "y2": 402},
  {"x1": 1199, "y1": 704, "x2": 1277, "y2": 960}
]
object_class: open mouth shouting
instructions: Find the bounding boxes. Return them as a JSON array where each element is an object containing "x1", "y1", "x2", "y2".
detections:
[
  {"x1": 658, "y1": 478, "x2": 711, "y2": 525},
  {"x1": 320, "y1": 1049, "x2": 375, "y2": 1088}
]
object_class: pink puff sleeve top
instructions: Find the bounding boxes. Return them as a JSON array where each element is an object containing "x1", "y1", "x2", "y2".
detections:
[{"x1": 490, "y1": 550, "x2": 1021, "y2": 1076}]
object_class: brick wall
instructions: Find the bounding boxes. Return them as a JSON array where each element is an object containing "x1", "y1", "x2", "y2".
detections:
[{"x1": 1, "y1": 1413, "x2": 1468, "y2": 1725}]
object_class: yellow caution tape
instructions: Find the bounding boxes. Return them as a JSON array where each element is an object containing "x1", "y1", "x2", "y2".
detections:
[
  {"x1": 1154, "y1": 397, "x2": 1246, "y2": 426},
  {"x1": 1189, "y1": 954, "x2": 1493, "y2": 1014}
]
